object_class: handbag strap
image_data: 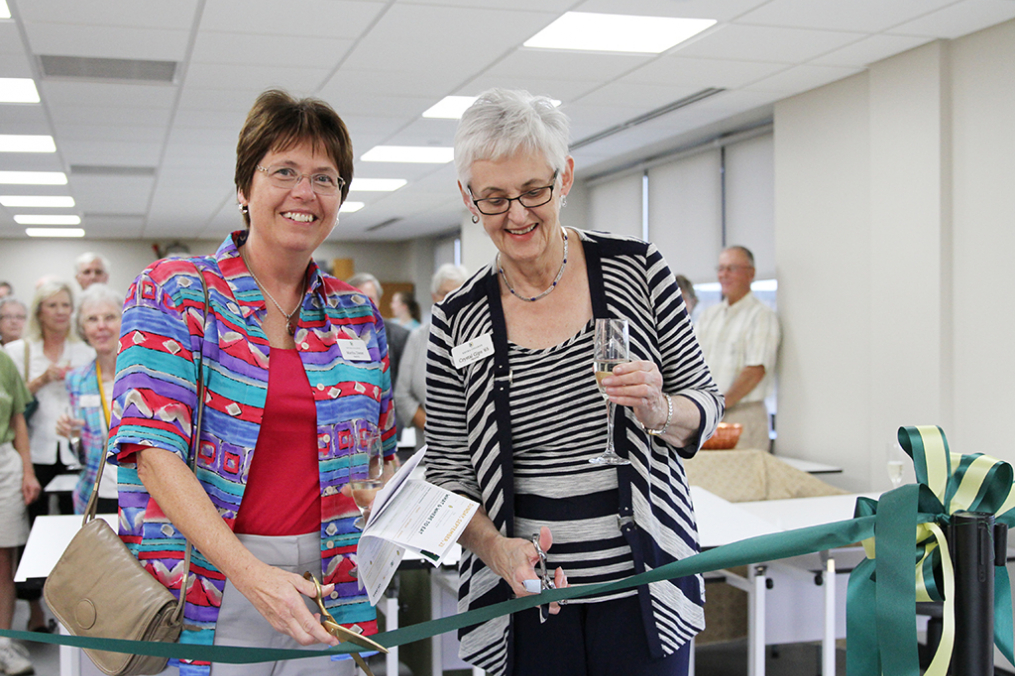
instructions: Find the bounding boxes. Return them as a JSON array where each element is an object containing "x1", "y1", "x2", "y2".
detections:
[{"x1": 82, "y1": 263, "x2": 211, "y2": 624}]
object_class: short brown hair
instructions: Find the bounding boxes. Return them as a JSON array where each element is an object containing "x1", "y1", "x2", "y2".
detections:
[{"x1": 235, "y1": 89, "x2": 353, "y2": 226}]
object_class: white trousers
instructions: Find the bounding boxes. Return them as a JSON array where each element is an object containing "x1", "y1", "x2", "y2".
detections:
[{"x1": 210, "y1": 532, "x2": 357, "y2": 676}]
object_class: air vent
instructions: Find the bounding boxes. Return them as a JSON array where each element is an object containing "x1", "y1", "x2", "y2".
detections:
[
  {"x1": 571, "y1": 88, "x2": 725, "y2": 151},
  {"x1": 39, "y1": 55, "x2": 177, "y2": 83},
  {"x1": 71, "y1": 165, "x2": 156, "y2": 177},
  {"x1": 367, "y1": 218, "x2": 401, "y2": 232}
]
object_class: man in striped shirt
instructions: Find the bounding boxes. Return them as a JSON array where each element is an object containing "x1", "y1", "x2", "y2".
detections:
[{"x1": 696, "y1": 246, "x2": 780, "y2": 451}]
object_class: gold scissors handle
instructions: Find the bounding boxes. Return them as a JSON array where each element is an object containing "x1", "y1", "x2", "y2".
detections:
[{"x1": 303, "y1": 571, "x2": 389, "y2": 654}]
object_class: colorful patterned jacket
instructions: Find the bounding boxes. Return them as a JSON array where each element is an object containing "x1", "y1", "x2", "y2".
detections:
[
  {"x1": 108, "y1": 232, "x2": 396, "y2": 676},
  {"x1": 67, "y1": 359, "x2": 111, "y2": 514}
]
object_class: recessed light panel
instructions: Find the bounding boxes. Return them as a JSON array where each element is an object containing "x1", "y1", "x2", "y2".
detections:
[
  {"x1": 0, "y1": 196, "x2": 75, "y2": 207},
  {"x1": 524, "y1": 12, "x2": 716, "y2": 54},
  {"x1": 14, "y1": 214, "x2": 81, "y2": 225},
  {"x1": 1, "y1": 1, "x2": 10, "y2": 19},
  {"x1": 0, "y1": 171, "x2": 67, "y2": 185},
  {"x1": 26, "y1": 227, "x2": 85, "y2": 238},
  {"x1": 350, "y1": 178, "x2": 408, "y2": 192},
  {"x1": 340, "y1": 201, "x2": 365, "y2": 213},
  {"x1": 361, "y1": 146, "x2": 454, "y2": 164},
  {"x1": 0, "y1": 78, "x2": 41, "y2": 103},
  {"x1": 423, "y1": 96, "x2": 479, "y2": 119},
  {"x1": 0, "y1": 135, "x2": 57, "y2": 153}
]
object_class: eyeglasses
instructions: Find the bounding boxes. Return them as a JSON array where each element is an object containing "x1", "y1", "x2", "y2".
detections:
[
  {"x1": 0, "y1": 313, "x2": 26, "y2": 321},
  {"x1": 469, "y1": 171, "x2": 558, "y2": 215},
  {"x1": 716, "y1": 264, "x2": 752, "y2": 274},
  {"x1": 256, "y1": 165, "x2": 345, "y2": 195}
]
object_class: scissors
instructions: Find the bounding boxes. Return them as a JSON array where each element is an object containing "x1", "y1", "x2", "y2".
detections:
[
  {"x1": 529, "y1": 534, "x2": 565, "y2": 623},
  {"x1": 303, "y1": 572, "x2": 388, "y2": 675}
]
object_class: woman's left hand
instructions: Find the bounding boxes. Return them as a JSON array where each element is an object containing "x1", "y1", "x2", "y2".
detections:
[
  {"x1": 601, "y1": 360, "x2": 670, "y2": 432},
  {"x1": 22, "y1": 468, "x2": 41, "y2": 505}
]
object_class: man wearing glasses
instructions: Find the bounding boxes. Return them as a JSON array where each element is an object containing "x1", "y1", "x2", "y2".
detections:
[
  {"x1": 696, "y1": 246, "x2": 780, "y2": 451},
  {"x1": 0, "y1": 299, "x2": 27, "y2": 347}
]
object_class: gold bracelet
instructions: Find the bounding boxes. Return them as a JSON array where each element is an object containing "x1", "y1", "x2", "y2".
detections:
[{"x1": 640, "y1": 394, "x2": 672, "y2": 436}]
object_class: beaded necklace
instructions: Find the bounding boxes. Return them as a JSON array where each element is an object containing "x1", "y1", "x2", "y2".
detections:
[{"x1": 497, "y1": 229, "x2": 568, "y2": 302}]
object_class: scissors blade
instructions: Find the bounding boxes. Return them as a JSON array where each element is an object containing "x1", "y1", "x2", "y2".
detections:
[{"x1": 303, "y1": 571, "x2": 389, "y2": 654}]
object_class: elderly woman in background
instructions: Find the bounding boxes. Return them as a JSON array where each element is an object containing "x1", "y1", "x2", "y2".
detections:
[
  {"x1": 107, "y1": 89, "x2": 395, "y2": 676},
  {"x1": 0, "y1": 349, "x2": 40, "y2": 675},
  {"x1": 54, "y1": 284, "x2": 122, "y2": 514},
  {"x1": 424, "y1": 89, "x2": 722, "y2": 676},
  {"x1": 394, "y1": 264, "x2": 468, "y2": 448},
  {"x1": 0, "y1": 299, "x2": 27, "y2": 347}
]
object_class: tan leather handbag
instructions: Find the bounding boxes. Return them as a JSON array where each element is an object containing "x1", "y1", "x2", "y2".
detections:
[{"x1": 43, "y1": 267, "x2": 208, "y2": 675}]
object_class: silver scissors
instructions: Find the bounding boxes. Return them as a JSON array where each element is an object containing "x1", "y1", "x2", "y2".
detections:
[{"x1": 530, "y1": 534, "x2": 563, "y2": 623}]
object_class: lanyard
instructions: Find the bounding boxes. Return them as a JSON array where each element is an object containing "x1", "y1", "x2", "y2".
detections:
[{"x1": 94, "y1": 361, "x2": 112, "y2": 430}]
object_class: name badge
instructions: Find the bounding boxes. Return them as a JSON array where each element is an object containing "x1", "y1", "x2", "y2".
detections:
[
  {"x1": 337, "y1": 338, "x2": 371, "y2": 362},
  {"x1": 78, "y1": 394, "x2": 101, "y2": 409},
  {"x1": 451, "y1": 334, "x2": 495, "y2": 370}
]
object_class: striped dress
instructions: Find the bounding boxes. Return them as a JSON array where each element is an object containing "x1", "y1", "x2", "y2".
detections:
[
  {"x1": 107, "y1": 232, "x2": 396, "y2": 676},
  {"x1": 425, "y1": 229, "x2": 724, "y2": 675}
]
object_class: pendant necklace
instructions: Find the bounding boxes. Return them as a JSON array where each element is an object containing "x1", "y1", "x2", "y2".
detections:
[
  {"x1": 498, "y1": 228, "x2": 568, "y2": 302},
  {"x1": 241, "y1": 247, "x2": 304, "y2": 335}
]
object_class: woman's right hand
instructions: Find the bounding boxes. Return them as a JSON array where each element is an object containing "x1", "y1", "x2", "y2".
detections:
[
  {"x1": 55, "y1": 412, "x2": 84, "y2": 439},
  {"x1": 231, "y1": 561, "x2": 341, "y2": 647}
]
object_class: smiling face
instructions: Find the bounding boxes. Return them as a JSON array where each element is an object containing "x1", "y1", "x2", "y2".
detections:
[
  {"x1": 38, "y1": 290, "x2": 73, "y2": 336},
  {"x1": 238, "y1": 138, "x2": 341, "y2": 256},
  {"x1": 461, "y1": 150, "x2": 574, "y2": 269},
  {"x1": 76, "y1": 258, "x2": 108, "y2": 289},
  {"x1": 79, "y1": 299, "x2": 121, "y2": 355},
  {"x1": 717, "y1": 248, "x2": 755, "y2": 304}
]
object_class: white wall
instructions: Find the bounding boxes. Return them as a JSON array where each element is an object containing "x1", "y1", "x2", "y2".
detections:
[{"x1": 775, "y1": 21, "x2": 1015, "y2": 491}]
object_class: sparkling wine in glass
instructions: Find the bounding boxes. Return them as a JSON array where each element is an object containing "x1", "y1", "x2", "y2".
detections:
[
  {"x1": 887, "y1": 441, "x2": 908, "y2": 489},
  {"x1": 64, "y1": 403, "x2": 85, "y2": 467},
  {"x1": 590, "y1": 318, "x2": 631, "y2": 466},
  {"x1": 349, "y1": 420, "x2": 384, "y2": 530}
]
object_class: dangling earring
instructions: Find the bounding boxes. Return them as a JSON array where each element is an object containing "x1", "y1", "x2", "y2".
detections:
[
  {"x1": 238, "y1": 204, "x2": 249, "y2": 214},
  {"x1": 471, "y1": 214, "x2": 479, "y2": 224},
  {"x1": 561, "y1": 196, "x2": 567, "y2": 208}
]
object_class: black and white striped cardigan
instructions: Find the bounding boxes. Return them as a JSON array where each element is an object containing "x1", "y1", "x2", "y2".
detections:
[{"x1": 424, "y1": 229, "x2": 723, "y2": 675}]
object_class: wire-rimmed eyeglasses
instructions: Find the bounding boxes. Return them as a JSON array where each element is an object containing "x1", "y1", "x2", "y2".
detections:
[
  {"x1": 256, "y1": 165, "x2": 346, "y2": 196},
  {"x1": 469, "y1": 171, "x2": 558, "y2": 215}
]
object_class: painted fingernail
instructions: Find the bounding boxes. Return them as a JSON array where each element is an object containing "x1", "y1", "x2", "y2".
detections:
[{"x1": 523, "y1": 579, "x2": 542, "y2": 593}]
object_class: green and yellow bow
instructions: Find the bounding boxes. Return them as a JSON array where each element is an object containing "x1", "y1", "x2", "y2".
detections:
[{"x1": 847, "y1": 425, "x2": 1015, "y2": 675}]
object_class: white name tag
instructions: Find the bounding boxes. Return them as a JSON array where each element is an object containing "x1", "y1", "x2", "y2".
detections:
[
  {"x1": 78, "y1": 394, "x2": 101, "y2": 409},
  {"x1": 451, "y1": 334, "x2": 495, "y2": 370},
  {"x1": 337, "y1": 338, "x2": 371, "y2": 362}
]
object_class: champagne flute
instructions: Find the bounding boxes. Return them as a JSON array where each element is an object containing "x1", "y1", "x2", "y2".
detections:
[
  {"x1": 590, "y1": 318, "x2": 632, "y2": 466},
  {"x1": 349, "y1": 420, "x2": 384, "y2": 529},
  {"x1": 64, "y1": 403, "x2": 85, "y2": 467},
  {"x1": 887, "y1": 441, "x2": 908, "y2": 489}
]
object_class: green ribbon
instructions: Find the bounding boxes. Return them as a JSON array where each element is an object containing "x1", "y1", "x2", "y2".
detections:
[{"x1": 846, "y1": 425, "x2": 1015, "y2": 676}]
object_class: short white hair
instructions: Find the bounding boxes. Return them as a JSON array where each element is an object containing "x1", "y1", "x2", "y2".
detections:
[
  {"x1": 76, "y1": 283, "x2": 122, "y2": 326},
  {"x1": 75, "y1": 251, "x2": 111, "y2": 274},
  {"x1": 454, "y1": 88, "x2": 570, "y2": 188},
  {"x1": 431, "y1": 264, "x2": 469, "y2": 296}
]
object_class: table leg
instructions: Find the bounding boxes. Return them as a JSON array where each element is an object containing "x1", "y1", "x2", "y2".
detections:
[
  {"x1": 823, "y1": 558, "x2": 835, "y2": 676},
  {"x1": 748, "y1": 565, "x2": 767, "y2": 676}
]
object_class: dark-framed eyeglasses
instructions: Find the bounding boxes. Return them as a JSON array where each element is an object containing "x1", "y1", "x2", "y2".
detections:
[
  {"x1": 256, "y1": 165, "x2": 345, "y2": 196},
  {"x1": 469, "y1": 171, "x2": 558, "y2": 215}
]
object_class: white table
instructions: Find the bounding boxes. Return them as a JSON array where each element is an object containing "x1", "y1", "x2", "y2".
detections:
[
  {"x1": 691, "y1": 487, "x2": 875, "y2": 676},
  {"x1": 776, "y1": 456, "x2": 844, "y2": 475}
]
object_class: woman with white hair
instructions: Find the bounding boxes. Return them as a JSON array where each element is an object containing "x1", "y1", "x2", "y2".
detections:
[
  {"x1": 55, "y1": 284, "x2": 122, "y2": 514},
  {"x1": 3, "y1": 279, "x2": 93, "y2": 632},
  {"x1": 393, "y1": 263, "x2": 469, "y2": 448},
  {"x1": 424, "y1": 89, "x2": 722, "y2": 676}
]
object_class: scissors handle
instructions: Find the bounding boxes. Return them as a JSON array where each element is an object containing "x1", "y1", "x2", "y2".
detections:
[{"x1": 302, "y1": 572, "x2": 389, "y2": 654}]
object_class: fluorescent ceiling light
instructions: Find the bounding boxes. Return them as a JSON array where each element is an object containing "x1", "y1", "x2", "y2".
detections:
[
  {"x1": 14, "y1": 214, "x2": 81, "y2": 225},
  {"x1": 0, "y1": 78, "x2": 41, "y2": 103},
  {"x1": 0, "y1": 135, "x2": 57, "y2": 153},
  {"x1": 423, "y1": 95, "x2": 561, "y2": 120},
  {"x1": 26, "y1": 227, "x2": 85, "y2": 238},
  {"x1": 350, "y1": 178, "x2": 407, "y2": 192},
  {"x1": 1, "y1": 1, "x2": 10, "y2": 19},
  {"x1": 340, "y1": 201, "x2": 365, "y2": 213},
  {"x1": 0, "y1": 171, "x2": 68, "y2": 185},
  {"x1": 361, "y1": 146, "x2": 454, "y2": 164},
  {"x1": 524, "y1": 12, "x2": 716, "y2": 54},
  {"x1": 423, "y1": 96, "x2": 478, "y2": 119},
  {"x1": 0, "y1": 195, "x2": 75, "y2": 207}
]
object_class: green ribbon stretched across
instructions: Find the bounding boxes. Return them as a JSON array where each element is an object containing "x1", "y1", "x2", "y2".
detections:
[
  {"x1": 4, "y1": 424, "x2": 1012, "y2": 672},
  {"x1": 846, "y1": 425, "x2": 1015, "y2": 676}
]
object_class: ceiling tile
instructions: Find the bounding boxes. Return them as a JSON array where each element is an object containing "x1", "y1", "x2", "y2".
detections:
[
  {"x1": 41, "y1": 81, "x2": 178, "y2": 109},
  {"x1": 743, "y1": 63, "x2": 863, "y2": 93},
  {"x1": 59, "y1": 140, "x2": 163, "y2": 166},
  {"x1": 461, "y1": 74, "x2": 600, "y2": 102},
  {"x1": 0, "y1": 21, "x2": 26, "y2": 54},
  {"x1": 199, "y1": 0, "x2": 386, "y2": 38},
  {"x1": 889, "y1": 0, "x2": 1015, "y2": 40},
  {"x1": 16, "y1": 0, "x2": 200, "y2": 29},
  {"x1": 673, "y1": 23, "x2": 867, "y2": 63},
  {"x1": 67, "y1": 175, "x2": 154, "y2": 212},
  {"x1": 486, "y1": 48, "x2": 653, "y2": 83},
  {"x1": 320, "y1": 68, "x2": 466, "y2": 101},
  {"x1": 47, "y1": 104, "x2": 172, "y2": 127},
  {"x1": 736, "y1": 0, "x2": 956, "y2": 33},
  {"x1": 190, "y1": 32, "x2": 354, "y2": 67},
  {"x1": 55, "y1": 123, "x2": 166, "y2": 144},
  {"x1": 810, "y1": 34, "x2": 935, "y2": 67},
  {"x1": 184, "y1": 63, "x2": 331, "y2": 93},
  {"x1": 571, "y1": 82, "x2": 703, "y2": 110},
  {"x1": 24, "y1": 24, "x2": 191, "y2": 61},
  {"x1": 0, "y1": 52, "x2": 37, "y2": 77},
  {"x1": 623, "y1": 56, "x2": 787, "y2": 89}
]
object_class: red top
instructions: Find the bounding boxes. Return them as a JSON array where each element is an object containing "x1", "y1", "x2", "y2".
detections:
[{"x1": 233, "y1": 348, "x2": 321, "y2": 535}]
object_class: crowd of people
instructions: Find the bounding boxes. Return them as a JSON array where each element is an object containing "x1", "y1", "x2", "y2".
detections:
[{"x1": 0, "y1": 86, "x2": 782, "y2": 676}]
